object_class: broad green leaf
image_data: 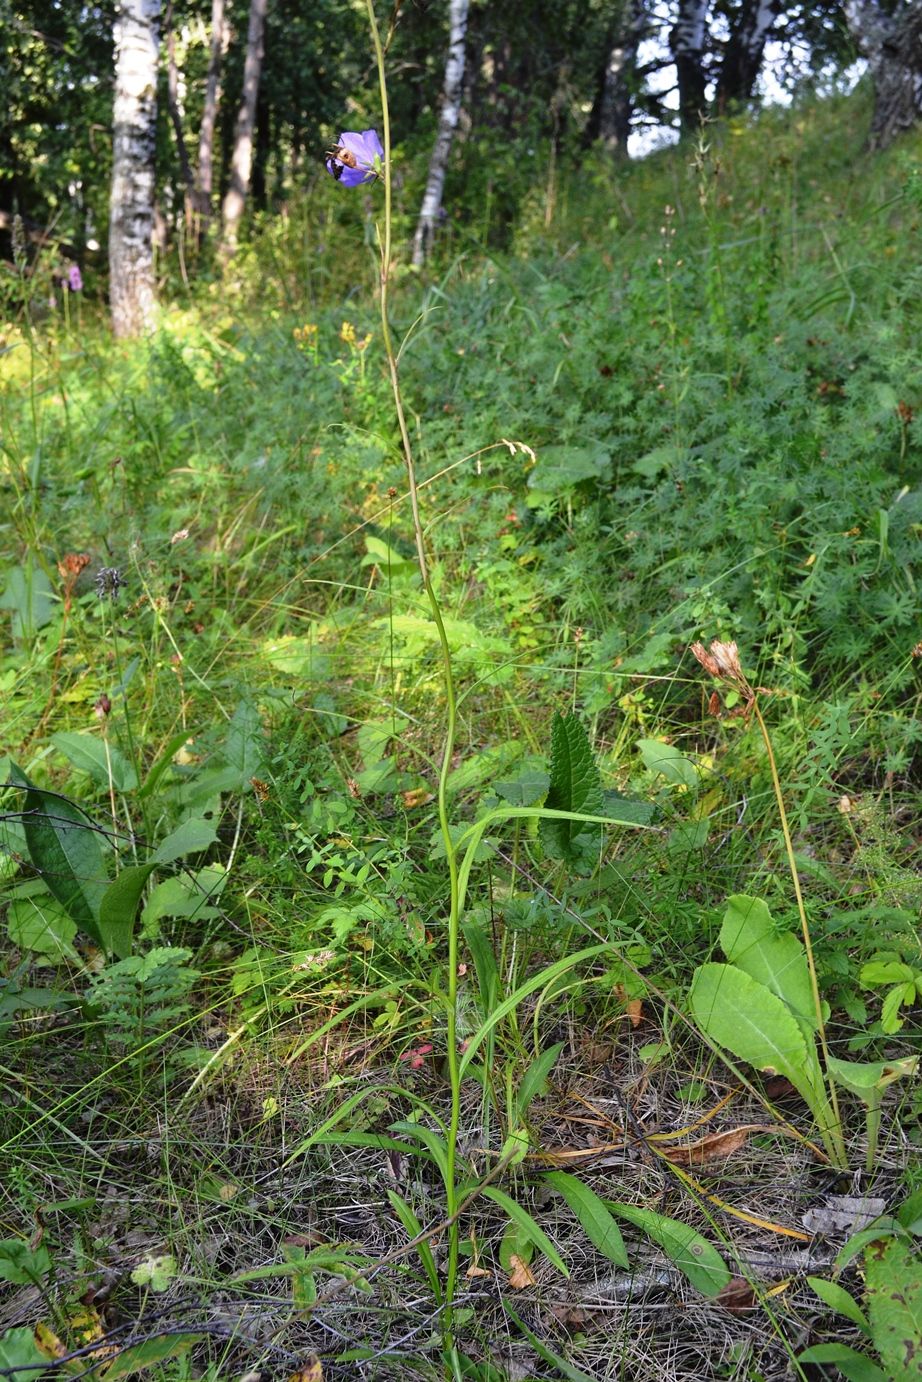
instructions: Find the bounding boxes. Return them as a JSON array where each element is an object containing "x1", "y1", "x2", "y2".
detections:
[
  {"x1": 865, "y1": 1235, "x2": 922, "y2": 1378},
  {"x1": 0, "y1": 561, "x2": 54, "y2": 639},
  {"x1": 719, "y1": 895, "x2": 817, "y2": 1030},
  {"x1": 881, "y1": 983, "x2": 915, "y2": 1034},
  {"x1": 482, "y1": 1186, "x2": 569, "y2": 1277},
  {"x1": 221, "y1": 697, "x2": 266, "y2": 787},
  {"x1": 98, "y1": 864, "x2": 157, "y2": 958},
  {"x1": 601, "y1": 788, "x2": 655, "y2": 826},
  {"x1": 361, "y1": 534, "x2": 418, "y2": 579},
  {"x1": 8, "y1": 762, "x2": 107, "y2": 946},
  {"x1": 527, "y1": 444, "x2": 609, "y2": 494},
  {"x1": 797, "y1": 1344, "x2": 887, "y2": 1382},
  {"x1": 544, "y1": 1171, "x2": 629, "y2": 1267},
  {"x1": 637, "y1": 738, "x2": 698, "y2": 792},
  {"x1": 152, "y1": 816, "x2": 219, "y2": 864},
  {"x1": 539, "y1": 712, "x2": 602, "y2": 862},
  {"x1": 604, "y1": 1202, "x2": 730, "y2": 1296},
  {"x1": 447, "y1": 741, "x2": 523, "y2": 795},
  {"x1": 0, "y1": 1239, "x2": 52, "y2": 1284},
  {"x1": 51, "y1": 731, "x2": 138, "y2": 793},
  {"x1": 861, "y1": 961, "x2": 916, "y2": 987},
  {"x1": 7, "y1": 892, "x2": 79, "y2": 963},
  {"x1": 689, "y1": 962, "x2": 820, "y2": 1104},
  {"x1": 807, "y1": 1275, "x2": 871, "y2": 1333},
  {"x1": 104, "y1": 1333, "x2": 202, "y2": 1379},
  {"x1": 130, "y1": 1253, "x2": 177, "y2": 1291},
  {"x1": 828, "y1": 1055, "x2": 919, "y2": 1101},
  {"x1": 463, "y1": 921, "x2": 500, "y2": 1019},
  {"x1": 0, "y1": 1327, "x2": 48, "y2": 1374},
  {"x1": 493, "y1": 767, "x2": 550, "y2": 807}
]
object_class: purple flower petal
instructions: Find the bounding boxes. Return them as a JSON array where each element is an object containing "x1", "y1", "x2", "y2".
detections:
[{"x1": 326, "y1": 128, "x2": 383, "y2": 186}]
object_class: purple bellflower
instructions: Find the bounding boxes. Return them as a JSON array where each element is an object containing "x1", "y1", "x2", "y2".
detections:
[
  {"x1": 68, "y1": 264, "x2": 83, "y2": 292},
  {"x1": 326, "y1": 129, "x2": 384, "y2": 187}
]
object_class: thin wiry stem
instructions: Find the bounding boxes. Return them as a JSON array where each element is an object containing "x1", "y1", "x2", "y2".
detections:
[{"x1": 364, "y1": 0, "x2": 463, "y2": 1364}]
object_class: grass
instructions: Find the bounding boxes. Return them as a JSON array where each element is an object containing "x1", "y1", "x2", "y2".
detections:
[{"x1": 1, "y1": 86, "x2": 922, "y2": 1380}]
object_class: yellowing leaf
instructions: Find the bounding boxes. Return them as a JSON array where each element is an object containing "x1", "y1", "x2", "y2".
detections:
[{"x1": 508, "y1": 1254, "x2": 537, "y2": 1289}]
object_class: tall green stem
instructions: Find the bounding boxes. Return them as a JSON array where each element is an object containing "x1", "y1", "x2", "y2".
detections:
[
  {"x1": 364, "y1": 0, "x2": 463, "y2": 1355},
  {"x1": 752, "y1": 698, "x2": 847, "y2": 1167}
]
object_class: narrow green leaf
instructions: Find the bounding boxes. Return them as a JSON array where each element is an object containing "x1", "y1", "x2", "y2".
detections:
[
  {"x1": 807, "y1": 1275, "x2": 871, "y2": 1333},
  {"x1": 797, "y1": 1344, "x2": 888, "y2": 1382},
  {"x1": 104, "y1": 1334, "x2": 201, "y2": 1379},
  {"x1": 8, "y1": 762, "x2": 107, "y2": 946},
  {"x1": 504, "y1": 1305, "x2": 597, "y2": 1382},
  {"x1": 605, "y1": 1202, "x2": 730, "y2": 1296},
  {"x1": 516, "y1": 1042, "x2": 564, "y2": 1119},
  {"x1": 388, "y1": 1190, "x2": 441, "y2": 1300},
  {"x1": 389, "y1": 1121, "x2": 449, "y2": 1180},
  {"x1": 463, "y1": 921, "x2": 500, "y2": 1019},
  {"x1": 481, "y1": 1186, "x2": 569, "y2": 1277},
  {"x1": 98, "y1": 864, "x2": 157, "y2": 959},
  {"x1": 544, "y1": 1171, "x2": 629, "y2": 1267}
]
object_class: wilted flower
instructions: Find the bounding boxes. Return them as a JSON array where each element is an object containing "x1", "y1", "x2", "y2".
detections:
[
  {"x1": 94, "y1": 694, "x2": 112, "y2": 720},
  {"x1": 326, "y1": 129, "x2": 384, "y2": 187},
  {"x1": 95, "y1": 566, "x2": 125, "y2": 601},
  {"x1": 690, "y1": 639, "x2": 743, "y2": 683},
  {"x1": 68, "y1": 264, "x2": 83, "y2": 292}
]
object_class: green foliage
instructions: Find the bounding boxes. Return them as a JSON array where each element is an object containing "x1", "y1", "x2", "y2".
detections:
[
  {"x1": 539, "y1": 711, "x2": 603, "y2": 864},
  {"x1": 86, "y1": 946, "x2": 199, "y2": 1052}
]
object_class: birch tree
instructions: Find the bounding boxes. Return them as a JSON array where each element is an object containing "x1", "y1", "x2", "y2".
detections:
[
  {"x1": 717, "y1": 0, "x2": 783, "y2": 110},
  {"x1": 598, "y1": 0, "x2": 647, "y2": 154},
  {"x1": 412, "y1": 0, "x2": 469, "y2": 268},
  {"x1": 109, "y1": 0, "x2": 161, "y2": 337},
  {"x1": 221, "y1": 0, "x2": 268, "y2": 254},
  {"x1": 844, "y1": 0, "x2": 922, "y2": 148},
  {"x1": 670, "y1": 0, "x2": 709, "y2": 133},
  {"x1": 197, "y1": 0, "x2": 228, "y2": 227}
]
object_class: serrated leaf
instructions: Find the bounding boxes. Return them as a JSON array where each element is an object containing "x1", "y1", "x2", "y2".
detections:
[
  {"x1": 807, "y1": 1276, "x2": 871, "y2": 1333},
  {"x1": 544, "y1": 1172, "x2": 629, "y2": 1267},
  {"x1": 865, "y1": 1235, "x2": 922, "y2": 1378},
  {"x1": 720, "y1": 895, "x2": 817, "y2": 1030},
  {"x1": 8, "y1": 762, "x2": 107, "y2": 947},
  {"x1": 539, "y1": 712, "x2": 602, "y2": 862},
  {"x1": 482, "y1": 1186, "x2": 569, "y2": 1277},
  {"x1": 51, "y1": 731, "x2": 138, "y2": 793},
  {"x1": 604, "y1": 1202, "x2": 730, "y2": 1296}
]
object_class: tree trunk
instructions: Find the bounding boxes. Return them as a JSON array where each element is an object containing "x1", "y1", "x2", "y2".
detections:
[
  {"x1": 196, "y1": 0, "x2": 228, "y2": 225},
  {"x1": 164, "y1": 1, "x2": 195, "y2": 212},
  {"x1": 412, "y1": 0, "x2": 469, "y2": 268},
  {"x1": 598, "y1": 0, "x2": 646, "y2": 154},
  {"x1": 844, "y1": 0, "x2": 922, "y2": 149},
  {"x1": 717, "y1": 0, "x2": 782, "y2": 110},
  {"x1": 109, "y1": 0, "x2": 161, "y2": 338},
  {"x1": 220, "y1": 0, "x2": 268, "y2": 254},
  {"x1": 671, "y1": 0, "x2": 709, "y2": 134}
]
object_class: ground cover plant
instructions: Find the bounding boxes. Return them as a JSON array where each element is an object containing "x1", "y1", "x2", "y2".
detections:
[{"x1": 2, "y1": 31, "x2": 922, "y2": 1382}]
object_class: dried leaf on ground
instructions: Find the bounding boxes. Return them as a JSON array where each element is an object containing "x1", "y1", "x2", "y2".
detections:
[
  {"x1": 508, "y1": 1254, "x2": 537, "y2": 1289},
  {"x1": 289, "y1": 1357, "x2": 323, "y2": 1382},
  {"x1": 802, "y1": 1196, "x2": 887, "y2": 1236},
  {"x1": 716, "y1": 1277, "x2": 759, "y2": 1314},
  {"x1": 657, "y1": 1126, "x2": 753, "y2": 1166}
]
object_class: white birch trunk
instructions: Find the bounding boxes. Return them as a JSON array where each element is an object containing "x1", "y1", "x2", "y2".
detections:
[
  {"x1": 599, "y1": 0, "x2": 646, "y2": 153},
  {"x1": 412, "y1": 0, "x2": 469, "y2": 268},
  {"x1": 844, "y1": 0, "x2": 922, "y2": 148},
  {"x1": 109, "y1": 0, "x2": 161, "y2": 338},
  {"x1": 221, "y1": 0, "x2": 267, "y2": 254},
  {"x1": 671, "y1": 0, "x2": 709, "y2": 132},
  {"x1": 197, "y1": 0, "x2": 228, "y2": 221}
]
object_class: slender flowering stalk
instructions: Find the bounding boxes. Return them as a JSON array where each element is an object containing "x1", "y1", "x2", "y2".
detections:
[
  {"x1": 329, "y1": 3, "x2": 464, "y2": 1361},
  {"x1": 691, "y1": 639, "x2": 846, "y2": 1166}
]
